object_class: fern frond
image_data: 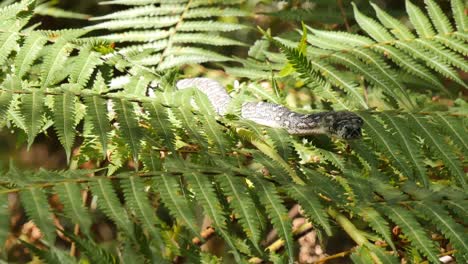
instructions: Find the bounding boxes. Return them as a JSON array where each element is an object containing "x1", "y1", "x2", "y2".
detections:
[
  {"x1": 405, "y1": 0, "x2": 436, "y2": 38},
  {"x1": 214, "y1": 173, "x2": 263, "y2": 244},
  {"x1": 407, "y1": 113, "x2": 465, "y2": 187},
  {"x1": 68, "y1": 48, "x2": 102, "y2": 88},
  {"x1": 252, "y1": 177, "x2": 294, "y2": 262},
  {"x1": 424, "y1": 0, "x2": 453, "y2": 35},
  {"x1": 40, "y1": 40, "x2": 73, "y2": 88},
  {"x1": 89, "y1": 178, "x2": 134, "y2": 237},
  {"x1": 451, "y1": 0, "x2": 467, "y2": 32},
  {"x1": 53, "y1": 92, "x2": 77, "y2": 163},
  {"x1": 0, "y1": 31, "x2": 18, "y2": 66},
  {"x1": 54, "y1": 183, "x2": 92, "y2": 237},
  {"x1": 121, "y1": 176, "x2": 165, "y2": 248},
  {"x1": 143, "y1": 100, "x2": 176, "y2": 151},
  {"x1": 185, "y1": 172, "x2": 242, "y2": 262},
  {"x1": 20, "y1": 188, "x2": 56, "y2": 243},
  {"x1": 286, "y1": 183, "x2": 332, "y2": 235},
  {"x1": 84, "y1": 95, "x2": 110, "y2": 158},
  {"x1": 20, "y1": 91, "x2": 45, "y2": 148},
  {"x1": 153, "y1": 173, "x2": 199, "y2": 237},
  {"x1": 14, "y1": 32, "x2": 47, "y2": 78},
  {"x1": 381, "y1": 205, "x2": 440, "y2": 263},
  {"x1": 360, "y1": 207, "x2": 396, "y2": 252},
  {"x1": 417, "y1": 201, "x2": 468, "y2": 262},
  {"x1": 114, "y1": 99, "x2": 142, "y2": 167}
]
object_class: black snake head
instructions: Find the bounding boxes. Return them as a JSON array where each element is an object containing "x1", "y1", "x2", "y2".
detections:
[{"x1": 322, "y1": 111, "x2": 363, "y2": 139}]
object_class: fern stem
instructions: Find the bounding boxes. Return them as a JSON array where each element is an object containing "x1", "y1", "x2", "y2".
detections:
[{"x1": 328, "y1": 208, "x2": 368, "y2": 246}]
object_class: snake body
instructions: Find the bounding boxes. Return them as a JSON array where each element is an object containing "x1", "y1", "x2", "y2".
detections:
[{"x1": 176, "y1": 78, "x2": 363, "y2": 139}]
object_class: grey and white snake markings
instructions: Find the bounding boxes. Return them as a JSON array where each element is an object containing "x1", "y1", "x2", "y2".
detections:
[{"x1": 176, "y1": 78, "x2": 363, "y2": 139}]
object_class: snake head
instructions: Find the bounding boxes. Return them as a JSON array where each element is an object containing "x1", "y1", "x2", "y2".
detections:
[{"x1": 322, "y1": 111, "x2": 363, "y2": 139}]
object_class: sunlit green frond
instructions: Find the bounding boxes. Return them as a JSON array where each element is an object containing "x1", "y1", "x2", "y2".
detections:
[
  {"x1": 20, "y1": 188, "x2": 56, "y2": 243},
  {"x1": 40, "y1": 40, "x2": 73, "y2": 88},
  {"x1": 20, "y1": 91, "x2": 45, "y2": 148},
  {"x1": 432, "y1": 113, "x2": 467, "y2": 155},
  {"x1": 352, "y1": 3, "x2": 395, "y2": 42},
  {"x1": 14, "y1": 32, "x2": 47, "y2": 78},
  {"x1": 69, "y1": 49, "x2": 102, "y2": 87},
  {"x1": 193, "y1": 89, "x2": 231, "y2": 155},
  {"x1": 0, "y1": 31, "x2": 18, "y2": 66},
  {"x1": 424, "y1": 0, "x2": 453, "y2": 34},
  {"x1": 143, "y1": 99, "x2": 176, "y2": 151},
  {"x1": 114, "y1": 99, "x2": 142, "y2": 167},
  {"x1": 84, "y1": 94, "x2": 110, "y2": 158},
  {"x1": 370, "y1": 3, "x2": 415, "y2": 40},
  {"x1": 451, "y1": 0, "x2": 467, "y2": 32},
  {"x1": 53, "y1": 92, "x2": 77, "y2": 163},
  {"x1": 405, "y1": 0, "x2": 436, "y2": 37}
]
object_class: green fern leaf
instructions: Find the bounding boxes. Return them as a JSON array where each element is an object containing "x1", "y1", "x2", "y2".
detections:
[
  {"x1": 214, "y1": 173, "x2": 262, "y2": 244},
  {"x1": 433, "y1": 113, "x2": 467, "y2": 155},
  {"x1": 143, "y1": 100, "x2": 176, "y2": 152},
  {"x1": 14, "y1": 32, "x2": 47, "y2": 78},
  {"x1": 360, "y1": 113, "x2": 413, "y2": 177},
  {"x1": 20, "y1": 91, "x2": 45, "y2": 148},
  {"x1": 153, "y1": 173, "x2": 199, "y2": 237},
  {"x1": 381, "y1": 205, "x2": 439, "y2": 263},
  {"x1": 193, "y1": 89, "x2": 230, "y2": 155},
  {"x1": 178, "y1": 21, "x2": 246, "y2": 32},
  {"x1": 172, "y1": 33, "x2": 245, "y2": 46},
  {"x1": 40, "y1": 40, "x2": 72, "y2": 88},
  {"x1": 0, "y1": 91, "x2": 12, "y2": 120},
  {"x1": 418, "y1": 201, "x2": 468, "y2": 262},
  {"x1": 65, "y1": 231, "x2": 117, "y2": 264},
  {"x1": 54, "y1": 183, "x2": 92, "y2": 237},
  {"x1": 88, "y1": 16, "x2": 179, "y2": 30},
  {"x1": 370, "y1": 3, "x2": 415, "y2": 40},
  {"x1": 53, "y1": 92, "x2": 77, "y2": 163},
  {"x1": 0, "y1": 31, "x2": 18, "y2": 66},
  {"x1": 361, "y1": 207, "x2": 396, "y2": 251},
  {"x1": 434, "y1": 35, "x2": 468, "y2": 56},
  {"x1": 20, "y1": 188, "x2": 56, "y2": 243},
  {"x1": 90, "y1": 5, "x2": 185, "y2": 20},
  {"x1": 252, "y1": 177, "x2": 294, "y2": 262},
  {"x1": 451, "y1": 0, "x2": 467, "y2": 32},
  {"x1": 352, "y1": 3, "x2": 395, "y2": 42},
  {"x1": 265, "y1": 128, "x2": 292, "y2": 161},
  {"x1": 380, "y1": 112, "x2": 428, "y2": 186},
  {"x1": 444, "y1": 200, "x2": 468, "y2": 220},
  {"x1": 114, "y1": 99, "x2": 142, "y2": 168},
  {"x1": 286, "y1": 184, "x2": 332, "y2": 235},
  {"x1": 424, "y1": 0, "x2": 453, "y2": 34},
  {"x1": 69, "y1": 48, "x2": 102, "y2": 87},
  {"x1": 406, "y1": 0, "x2": 436, "y2": 37},
  {"x1": 408, "y1": 113, "x2": 466, "y2": 187},
  {"x1": 185, "y1": 7, "x2": 248, "y2": 18},
  {"x1": 121, "y1": 176, "x2": 164, "y2": 247},
  {"x1": 89, "y1": 178, "x2": 134, "y2": 237},
  {"x1": 84, "y1": 95, "x2": 110, "y2": 158},
  {"x1": 185, "y1": 172, "x2": 242, "y2": 262}
]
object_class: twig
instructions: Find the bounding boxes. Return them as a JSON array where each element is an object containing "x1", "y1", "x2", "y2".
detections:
[
  {"x1": 314, "y1": 248, "x2": 354, "y2": 263},
  {"x1": 337, "y1": 0, "x2": 350, "y2": 31}
]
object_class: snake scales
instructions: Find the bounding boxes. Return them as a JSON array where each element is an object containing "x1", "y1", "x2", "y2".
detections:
[{"x1": 176, "y1": 78, "x2": 363, "y2": 139}]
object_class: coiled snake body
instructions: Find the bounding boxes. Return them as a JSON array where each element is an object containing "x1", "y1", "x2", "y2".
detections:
[{"x1": 176, "y1": 78, "x2": 363, "y2": 139}]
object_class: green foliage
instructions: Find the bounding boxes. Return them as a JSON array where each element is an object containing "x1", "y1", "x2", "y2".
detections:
[{"x1": 0, "y1": 0, "x2": 466, "y2": 263}]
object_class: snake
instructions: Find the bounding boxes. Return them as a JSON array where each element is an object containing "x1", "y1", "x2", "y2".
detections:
[{"x1": 176, "y1": 78, "x2": 363, "y2": 139}]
